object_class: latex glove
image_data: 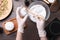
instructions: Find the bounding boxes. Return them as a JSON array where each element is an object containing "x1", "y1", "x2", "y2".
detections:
[
  {"x1": 35, "y1": 17, "x2": 46, "y2": 37},
  {"x1": 16, "y1": 7, "x2": 28, "y2": 33}
]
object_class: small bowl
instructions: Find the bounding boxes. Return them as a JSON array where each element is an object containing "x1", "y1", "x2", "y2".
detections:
[{"x1": 5, "y1": 22, "x2": 14, "y2": 31}]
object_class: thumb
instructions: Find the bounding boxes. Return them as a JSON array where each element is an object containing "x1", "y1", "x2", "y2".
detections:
[
  {"x1": 16, "y1": 7, "x2": 20, "y2": 18},
  {"x1": 23, "y1": 14, "x2": 28, "y2": 22},
  {"x1": 16, "y1": 6, "x2": 23, "y2": 18}
]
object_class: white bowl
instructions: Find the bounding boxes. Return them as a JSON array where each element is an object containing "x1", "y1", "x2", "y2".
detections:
[
  {"x1": 29, "y1": 5, "x2": 46, "y2": 22},
  {"x1": 28, "y1": 1, "x2": 50, "y2": 22},
  {"x1": 5, "y1": 22, "x2": 14, "y2": 31}
]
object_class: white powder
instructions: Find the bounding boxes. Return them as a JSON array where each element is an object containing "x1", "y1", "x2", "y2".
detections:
[
  {"x1": 29, "y1": 5, "x2": 46, "y2": 22},
  {"x1": 5, "y1": 22, "x2": 14, "y2": 31},
  {"x1": 48, "y1": 0, "x2": 55, "y2": 3}
]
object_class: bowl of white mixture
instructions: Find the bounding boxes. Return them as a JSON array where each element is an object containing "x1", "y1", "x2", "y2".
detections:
[{"x1": 28, "y1": 1, "x2": 50, "y2": 22}]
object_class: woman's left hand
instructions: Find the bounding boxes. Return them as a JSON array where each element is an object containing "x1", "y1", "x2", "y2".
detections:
[{"x1": 16, "y1": 7, "x2": 28, "y2": 33}]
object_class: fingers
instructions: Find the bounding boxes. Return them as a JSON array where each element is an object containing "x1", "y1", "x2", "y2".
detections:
[
  {"x1": 23, "y1": 14, "x2": 28, "y2": 22},
  {"x1": 35, "y1": 16, "x2": 45, "y2": 24},
  {"x1": 16, "y1": 7, "x2": 23, "y2": 20},
  {"x1": 16, "y1": 7, "x2": 20, "y2": 18},
  {"x1": 35, "y1": 16, "x2": 40, "y2": 22}
]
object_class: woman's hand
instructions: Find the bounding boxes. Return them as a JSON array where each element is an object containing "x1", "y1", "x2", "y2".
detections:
[
  {"x1": 35, "y1": 17, "x2": 46, "y2": 37},
  {"x1": 16, "y1": 7, "x2": 28, "y2": 33}
]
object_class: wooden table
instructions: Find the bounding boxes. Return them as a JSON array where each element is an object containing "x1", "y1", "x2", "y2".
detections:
[{"x1": 0, "y1": 0, "x2": 60, "y2": 40}]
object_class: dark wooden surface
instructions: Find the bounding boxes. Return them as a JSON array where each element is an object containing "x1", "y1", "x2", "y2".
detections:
[{"x1": 0, "y1": 0, "x2": 60, "y2": 40}]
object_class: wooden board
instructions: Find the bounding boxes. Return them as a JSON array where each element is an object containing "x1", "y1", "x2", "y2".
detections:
[
  {"x1": 2, "y1": 18, "x2": 27, "y2": 35},
  {"x1": 2, "y1": 18, "x2": 18, "y2": 35},
  {"x1": 0, "y1": 0, "x2": 12, "y2": 20}
]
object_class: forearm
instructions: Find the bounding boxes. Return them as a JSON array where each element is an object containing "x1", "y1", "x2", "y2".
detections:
[
  {"x1": 16, "y1": 25, "x2": 24, "y2": 40},
  {"x1": 36, "y1": 20, "x2": 47, "y2": 40},
  {"x1": 16, "y1": 32, "x2": 23, "y2": 40},
  {"x1": 38, "y1": 30, "x2": 47, "y2": 40},
  {"x1": 40, "y1": 36, "x2": 48, "y2": 40},
  {"x1": 38, "y1": 29, "x2": 47, "y2": 40}
]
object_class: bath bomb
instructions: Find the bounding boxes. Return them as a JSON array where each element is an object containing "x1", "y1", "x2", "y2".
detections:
[{"x1": 5, "y1": 22, "x2": 14, "y2": 31}]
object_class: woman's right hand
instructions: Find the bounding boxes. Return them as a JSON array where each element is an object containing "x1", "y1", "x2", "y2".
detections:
[{"x1": 35, "y1": 17, "x2": 46, "y2": 37}]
